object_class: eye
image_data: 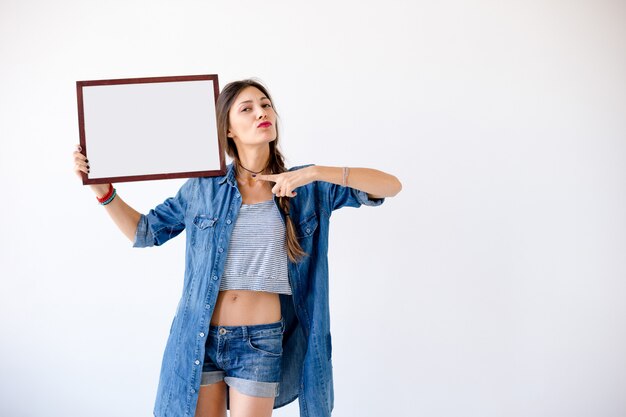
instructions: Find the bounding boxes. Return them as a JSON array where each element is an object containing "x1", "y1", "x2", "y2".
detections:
[
  {"x1": 241, "y1": 107, "x2": 250, "y2": 112},
  {"x1": 263, "y1": 103, "x2": 272, "y2": 108}
]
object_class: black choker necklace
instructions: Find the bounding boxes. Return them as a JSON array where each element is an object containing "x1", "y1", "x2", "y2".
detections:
[{"x1": 238, "y1": 161, "x2": 269, "y2": 176}]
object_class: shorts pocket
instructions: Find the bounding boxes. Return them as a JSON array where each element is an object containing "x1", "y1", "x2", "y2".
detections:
[{"x1": 247, "y1": 333, "x2": 283, "y2": 357}]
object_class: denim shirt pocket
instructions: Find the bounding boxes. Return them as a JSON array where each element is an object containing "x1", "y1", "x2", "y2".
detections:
[
  {"x1": 191, "y1": 214, "x2": 218, "y2": 248},
  {"x1": 295, "y1": 212, "x2": 318, "y2": 239}
]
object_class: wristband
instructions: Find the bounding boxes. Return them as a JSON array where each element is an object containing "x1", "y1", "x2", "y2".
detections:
[
  {"x1": 96, "y1": 183, "x2": 114, "y2": 203},
  {"x1": 101, "y1": 188, "x2": 117, "y2": 206},
  {"x1": 342, "y1": 167, "x2": 349, "y2": 187}
]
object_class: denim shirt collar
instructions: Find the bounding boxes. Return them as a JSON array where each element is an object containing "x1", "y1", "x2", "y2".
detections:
[{"x1": 217, "y1": 162, "x2": 236, "y2": 187}]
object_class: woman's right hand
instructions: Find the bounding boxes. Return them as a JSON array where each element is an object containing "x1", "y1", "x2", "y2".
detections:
[{"x1": 73, "y1": 144, "x2": 111, "y2": 198}]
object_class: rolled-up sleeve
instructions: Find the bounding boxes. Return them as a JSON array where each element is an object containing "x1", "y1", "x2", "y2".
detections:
[
  {"x1": 132, "y1": 178, "x2": 194, "y2": 248},
  {"x1": 133, "y1": 214, "x2": 155, "y2": 248},
  {"x1": 318, "y1": 180, "x2": 385, "y2": 214}
]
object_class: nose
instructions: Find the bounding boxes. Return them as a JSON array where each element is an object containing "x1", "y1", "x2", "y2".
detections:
[{"x1": 258, "y1": 107, "x2": 267, "y2": 119}]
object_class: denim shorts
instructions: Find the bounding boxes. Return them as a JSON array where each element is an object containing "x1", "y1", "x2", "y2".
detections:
[{"x1": 200, "y1": 316, "x2": 285, "y2": 398}]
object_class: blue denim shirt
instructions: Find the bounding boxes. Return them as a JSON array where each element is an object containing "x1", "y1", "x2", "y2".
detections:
[{"x1": 133, "y1": 162, "x2": 385, "y2": 417}]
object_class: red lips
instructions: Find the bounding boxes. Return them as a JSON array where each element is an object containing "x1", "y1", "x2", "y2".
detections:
[{"x1": 257, "y1": 122, "x2": 272, "y2": 128}]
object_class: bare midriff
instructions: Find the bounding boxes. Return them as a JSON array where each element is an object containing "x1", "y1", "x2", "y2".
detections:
[
  {"x1": 208, "y1": 176, "x2": 283, "y2": 327},
  {"x1": 210, "y1": 290, "x2": 282, "y2": 326}
]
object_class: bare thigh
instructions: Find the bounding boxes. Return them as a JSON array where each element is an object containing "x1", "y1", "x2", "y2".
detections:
[
  {"x1": 229, "y1": 386, "x2": 275, "y2": 417},
  {"x1": 194, "y1": 381, "x2": 227, "y2": 417}
]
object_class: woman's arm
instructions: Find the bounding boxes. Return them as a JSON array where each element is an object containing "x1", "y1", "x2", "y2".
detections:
[
  {"x1": 310, "y1": 166, "x2": 402, "y2": 199},
  {"x1": 98, "y1": 192, "x2": 142, "y2": 243}
]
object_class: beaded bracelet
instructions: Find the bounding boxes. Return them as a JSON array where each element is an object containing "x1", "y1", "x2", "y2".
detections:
[
  {"x1": 101, "y1": 188, "x2": 117, "y2": 205},
  {"x1": 96, "y1": 183, "x2": 114, "y2": 204},
  {"x1": 342, "y1": 167, "x2": 350, "y2": 187}
]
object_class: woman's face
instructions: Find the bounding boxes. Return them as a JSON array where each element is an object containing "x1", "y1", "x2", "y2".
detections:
[{"x1": 227, "y1": 86, "x2": 277, "y2": 147}]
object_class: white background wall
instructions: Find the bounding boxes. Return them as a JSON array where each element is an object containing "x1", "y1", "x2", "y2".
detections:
[{"x1": 1, "y1": 1, "x2": 625, "y2": 416}]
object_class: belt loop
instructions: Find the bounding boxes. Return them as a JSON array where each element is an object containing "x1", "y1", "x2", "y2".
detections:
[{"x1": 242, "y1": 325, "x2": 248, "y2": 341}]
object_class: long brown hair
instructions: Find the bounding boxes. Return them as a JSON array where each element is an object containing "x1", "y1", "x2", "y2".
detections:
[{"x1": 216, "y1": 78, "x2": 307, "y2": 263}]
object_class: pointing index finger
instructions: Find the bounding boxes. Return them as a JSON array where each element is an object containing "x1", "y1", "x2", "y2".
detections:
[{"x1": 254, "y1": 174, "x2": 275, "y2": 182}]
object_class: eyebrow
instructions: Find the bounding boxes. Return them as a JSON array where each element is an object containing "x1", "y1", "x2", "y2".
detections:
[{"x1": 237, "y1": 96, "x2": 270, "y2": 106}]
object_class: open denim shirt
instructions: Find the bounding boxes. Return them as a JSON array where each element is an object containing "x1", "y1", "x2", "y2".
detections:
[{"x1": 133, "y1": 162, "x2": 385, "y2": 417}]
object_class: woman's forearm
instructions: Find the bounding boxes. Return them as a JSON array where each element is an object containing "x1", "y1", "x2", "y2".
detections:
[
  {"x1": 97, "y1": 190, "x2": 142, "y2": 243},
  {"x1": 310, "y1": 166, "x2": 402, "y2": 198}
]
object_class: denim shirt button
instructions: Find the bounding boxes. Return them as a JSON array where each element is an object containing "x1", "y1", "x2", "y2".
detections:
[
  {"x1": 205, "y1": 304, "x2": 211, "y2": 309},
  {"x1": 212, "y1": 275, "x2": 218, "y2": 280},
  {"x1": 194, "y1": 360, "x2": 200, "y2": 365},
  {"x1": 218, "y1": 247, "x2": 223, "y2": 253},
  {"x1": 226, "y1": 219, "x2": 231, "y2": 224},
  {"x1": 199, "y1": 332, "x2": 205, "y2": 337}
]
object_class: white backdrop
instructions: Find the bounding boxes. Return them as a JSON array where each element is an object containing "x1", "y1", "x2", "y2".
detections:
[{"x1": 1, "y1": 1, "x2": 625, "y2": 416}]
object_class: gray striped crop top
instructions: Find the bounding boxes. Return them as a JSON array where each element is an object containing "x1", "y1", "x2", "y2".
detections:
[{"x1": 219, "y1": 199, "x2": 292, "y2": 295}]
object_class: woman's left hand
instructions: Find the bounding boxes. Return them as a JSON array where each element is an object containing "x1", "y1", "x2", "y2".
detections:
[{"x1": 254, "y1": 167, "x2": 315, "y2": 198}]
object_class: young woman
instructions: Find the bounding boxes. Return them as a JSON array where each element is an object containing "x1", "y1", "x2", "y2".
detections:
[{"x1": 73, "y1": 79, "x2": 401, "y2": 417}]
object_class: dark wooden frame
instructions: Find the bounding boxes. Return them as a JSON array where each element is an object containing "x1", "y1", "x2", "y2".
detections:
[{"x1": 76, "y1": 74, "x2": 225, "y2": 185}]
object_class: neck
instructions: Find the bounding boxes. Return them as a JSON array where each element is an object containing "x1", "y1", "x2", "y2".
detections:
[{"x1": 236, "y1": 145, "x2": 271, "y2": 179}]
